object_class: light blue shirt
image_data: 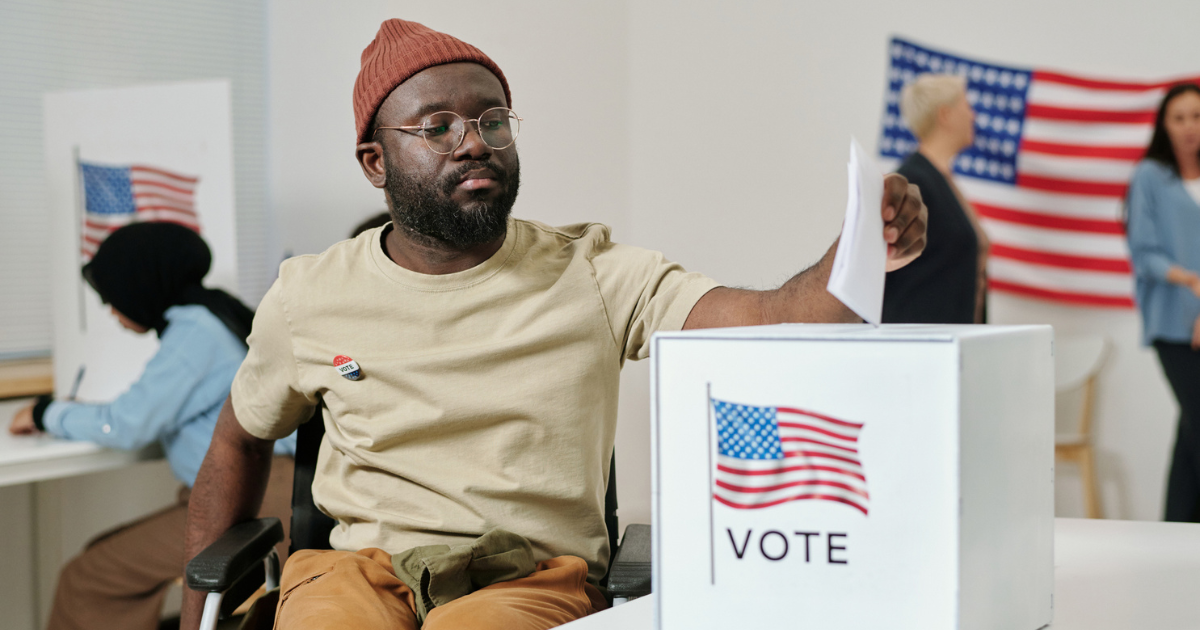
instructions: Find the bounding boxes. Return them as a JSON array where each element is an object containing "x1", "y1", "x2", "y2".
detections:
[
  {"x1": 1126, "y1": 159, "x2": 1200, "y2": 346},
  {"x1": 42, "y1": 304, "x2": 296, "y2": 487}
]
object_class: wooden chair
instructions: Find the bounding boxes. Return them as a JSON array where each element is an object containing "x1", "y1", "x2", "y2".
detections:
[{"x1": 1053, "y1": 335, "x2": 1109, "y2": 519}]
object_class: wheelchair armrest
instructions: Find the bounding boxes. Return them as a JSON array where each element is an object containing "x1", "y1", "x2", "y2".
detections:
[
  {"x1": 186, "y1": 517, "x2": 283, "y2": 591},
  {"x1": 608, "y1": 523, "x2": 651, "y2": 600}
]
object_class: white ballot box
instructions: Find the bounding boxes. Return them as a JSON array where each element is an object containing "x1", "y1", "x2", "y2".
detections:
[{"x1": 651, "y1": 324, "x2": 1054, "y2": 630}]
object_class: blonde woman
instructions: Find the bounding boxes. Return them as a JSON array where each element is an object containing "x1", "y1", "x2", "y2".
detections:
[{"x1": 884, "y1": 74, "x2": 990, "y2": 323}]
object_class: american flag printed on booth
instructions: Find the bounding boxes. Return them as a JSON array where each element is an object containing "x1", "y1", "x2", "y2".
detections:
[
  {"x1": 879, "y1": 37, "x2": 1200, "y2": 308},
  {"x1": 712, "y1": 399, "x2": 868, "y2": 515},
  {"x1": 79, "y1": 161, "x2": 201, "y2": 260}
]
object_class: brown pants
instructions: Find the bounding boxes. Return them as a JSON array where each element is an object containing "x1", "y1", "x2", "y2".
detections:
[
  {"x1": 274, "y1": 548, "x2": 608, "y2": 630},
  {"x1": 45, "y1": 455, "x2": 295, "y2": 630}
]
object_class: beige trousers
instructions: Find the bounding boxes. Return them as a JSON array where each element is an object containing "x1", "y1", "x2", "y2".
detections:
[{"x1": 45, "y1": 455, "x2": 295, "y2": 630}]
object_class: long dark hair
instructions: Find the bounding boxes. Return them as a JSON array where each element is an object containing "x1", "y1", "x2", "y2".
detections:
[{"x1": 1143, "y1": 83, "x2": 1200, "y2": 176}]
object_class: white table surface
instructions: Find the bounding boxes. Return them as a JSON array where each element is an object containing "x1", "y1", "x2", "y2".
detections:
[
  {"x1": 1052, "y1": 517, "x2": 1200, "y2": 629},
  {"x1": 0, "y1": 429, "x2": 160, "y2": 487},
  {"x1": 564, "y1": 518, "x2": 1200, "y2": 630}
]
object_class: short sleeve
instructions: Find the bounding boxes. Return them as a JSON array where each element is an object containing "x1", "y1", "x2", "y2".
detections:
[
  {"x1": 230, "y1": 279, "x2": 317, "y2": 440},
  {"x1": 590, "y1": 237, "x2": 721, "y2": 362}
]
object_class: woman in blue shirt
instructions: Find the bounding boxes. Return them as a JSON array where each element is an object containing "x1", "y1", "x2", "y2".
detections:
[
  {"x1": 1126, "y1": 83, "x2": 1200, "y2": 523},
  {"x1": 9, "y1": 223, "x2": 296, "y2": 630}
]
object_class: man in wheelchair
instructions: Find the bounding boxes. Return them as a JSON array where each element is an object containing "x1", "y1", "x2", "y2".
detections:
[{"x1": 181, "y1": 18, "x2": 928, "y2": 630}]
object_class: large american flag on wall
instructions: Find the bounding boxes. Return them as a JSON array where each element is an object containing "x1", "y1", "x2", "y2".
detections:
[
  {"x1": 79, "y1": 161, "x2": 201, "y2": 260},
  {"x1": 712, "y1": 399, "x2": 868, "y2": 515},
  {"x1": 879, "y1": 37, "x2": 1200, "y2": 308}
]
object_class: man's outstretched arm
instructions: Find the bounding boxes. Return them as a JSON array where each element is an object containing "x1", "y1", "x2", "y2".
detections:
[
  {"x1": 181, "y1": 396, "x2": 277, "y2": 630},
  {"x1": 683, "y1": 173, "x2": 927, "y2": 329}
]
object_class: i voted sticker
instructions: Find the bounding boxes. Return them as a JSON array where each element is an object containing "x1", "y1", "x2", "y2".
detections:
[{"x1": 333, "y1": 355, "x2": 362, "y2": 381}]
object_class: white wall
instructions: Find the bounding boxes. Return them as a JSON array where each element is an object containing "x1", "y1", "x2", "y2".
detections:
[{"x1": 268, "y1": 0, "x2": 1200, "y2": 525}]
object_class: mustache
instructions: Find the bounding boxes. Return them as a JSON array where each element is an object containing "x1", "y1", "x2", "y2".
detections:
[{"x1": 440, "y1": 160, "x2": 510, "y2": 195}]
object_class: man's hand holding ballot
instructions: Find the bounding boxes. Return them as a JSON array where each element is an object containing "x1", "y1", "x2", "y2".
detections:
[{"x1": 682, "y1": 155, "x2": 926, "y2": 330}]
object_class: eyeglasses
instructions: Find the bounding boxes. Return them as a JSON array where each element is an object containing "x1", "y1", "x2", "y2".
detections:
[{"x1": 374, "y1": 107, "x2": 522, "y2": 155}]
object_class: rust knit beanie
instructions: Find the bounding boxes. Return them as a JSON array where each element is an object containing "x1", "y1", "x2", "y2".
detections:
[{"x1": 353, "y1": 19, "x2": 512, "y2": 145}]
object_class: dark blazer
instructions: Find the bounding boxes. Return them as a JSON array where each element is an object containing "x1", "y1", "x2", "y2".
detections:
[{"x1": 882, "y1": 152, "x2": 980, "y2": 324}]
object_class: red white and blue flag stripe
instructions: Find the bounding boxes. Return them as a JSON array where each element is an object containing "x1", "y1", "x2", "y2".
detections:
[
  {"x1": 879, "y1": 37, "x2": 1200, "y2": 308},
  {"x1": 712, "y1": 399, "x2": 868, "y2": 515},
  {"x1": 79, "y1": 161, "x2": 201, "y2": 260}
]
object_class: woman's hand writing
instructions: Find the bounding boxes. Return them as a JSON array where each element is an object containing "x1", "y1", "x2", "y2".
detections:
[{"x1": 9, "y1": 404, "x2": 39, "y2": 435}]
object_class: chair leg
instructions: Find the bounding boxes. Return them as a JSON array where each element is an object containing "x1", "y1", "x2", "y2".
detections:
[
  {"x1": 264, "y1": 548, "x2": 280, "y2": 592},
  {"x1": 199, "y1": 592, "x2": 224, "y2": 630},
  {"x1": 1079, "y1": 446, "x2": 1102, "y2": 519}
]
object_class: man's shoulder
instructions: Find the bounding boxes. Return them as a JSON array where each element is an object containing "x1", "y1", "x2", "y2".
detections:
[
  {"x1": 513, "y1": 218, "x2": 627, "y2": 265},
  {"x1": 277, "y1": 229, "x2": 377, "y2": 284},
  {"x1": 516, "y1": 217, "x2": 612, "y2": 244}
]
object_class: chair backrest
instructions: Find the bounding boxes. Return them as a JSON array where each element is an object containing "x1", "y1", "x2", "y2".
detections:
[
  {"x1": 287, "y1": 402, "x2": 622, "y2": 583},
  {"x1": 1053, "y1": 335, "x2": 1109, "y2": 440},
  {"x1": 288, "y1": 404, "x2": 336, "y2": 555},
  {"x1": 603, "y1": 450, "x2": 618, "y2": 586}
]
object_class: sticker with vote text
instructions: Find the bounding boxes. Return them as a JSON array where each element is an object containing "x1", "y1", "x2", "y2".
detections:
[{"x1": 333, "y1": 355, "x2": 362, "y2": 381}]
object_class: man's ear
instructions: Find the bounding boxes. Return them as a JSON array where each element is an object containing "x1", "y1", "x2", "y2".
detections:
[{"x1": 356, "y1": 141, "x2": 388, "y2": 189}]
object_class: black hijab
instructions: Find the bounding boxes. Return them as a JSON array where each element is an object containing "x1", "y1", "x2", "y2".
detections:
[{"x1": 81, "y1": 222, "x2": 254, "y2": 344}]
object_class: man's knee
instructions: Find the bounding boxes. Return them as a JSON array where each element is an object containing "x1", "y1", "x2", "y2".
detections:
[
  {"x1": 423, "y1": 556, "x2": 599, "y2": 630},
  {"x1": 424, "y1": 590, "x2": 593, "y2": 630},
  {"x1": 275, "y1": 548, "x2": 417, "y2": 630}
]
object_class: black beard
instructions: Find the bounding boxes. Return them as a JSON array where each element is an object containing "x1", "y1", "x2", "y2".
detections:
[{"x1": 383, "y1": 154, "x2": 520, "y2": 249}]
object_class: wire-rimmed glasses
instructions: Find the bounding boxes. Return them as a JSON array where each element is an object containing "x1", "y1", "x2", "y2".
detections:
[{"x1": 374, "y1": 107, "x2": 522, "y2": 155}]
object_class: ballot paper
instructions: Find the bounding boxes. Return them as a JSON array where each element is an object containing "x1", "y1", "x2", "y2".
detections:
[{"x1": 826, "y1": 137, "x2": 886, "y2": 325}]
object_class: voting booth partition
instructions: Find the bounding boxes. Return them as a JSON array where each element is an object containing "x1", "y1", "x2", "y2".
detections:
[
  {"x1": 43, "y1": 81, "x2": 240, "y2": 404},
  {"x1": 651, "y1": 324, "x2": 1055, "y2": 630}
]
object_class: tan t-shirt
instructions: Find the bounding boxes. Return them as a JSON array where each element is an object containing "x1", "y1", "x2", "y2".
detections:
[{"x1": 231, "y1": 217, "x2": 719, "y2": 583}]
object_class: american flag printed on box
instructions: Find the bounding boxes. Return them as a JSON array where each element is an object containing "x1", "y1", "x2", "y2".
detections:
[
  {"x1": 79, "y1": 161, "x2": 201, "y2": 260},
  {"x1": 879, "y1": 37, "x2": 1200, "y2": 308},
  {"x1": 712, "y1": 399, "x2": 868, "y2": 515}
]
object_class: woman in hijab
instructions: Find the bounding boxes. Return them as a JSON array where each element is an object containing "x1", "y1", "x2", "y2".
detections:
[{"x1": 9, "y1": 223, "x2": 296, "y2": 630}]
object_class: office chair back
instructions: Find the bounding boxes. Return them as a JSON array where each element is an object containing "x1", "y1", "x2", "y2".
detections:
[{"x1": 288, "y1": 405, "x2": 336, "y2": 554}]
